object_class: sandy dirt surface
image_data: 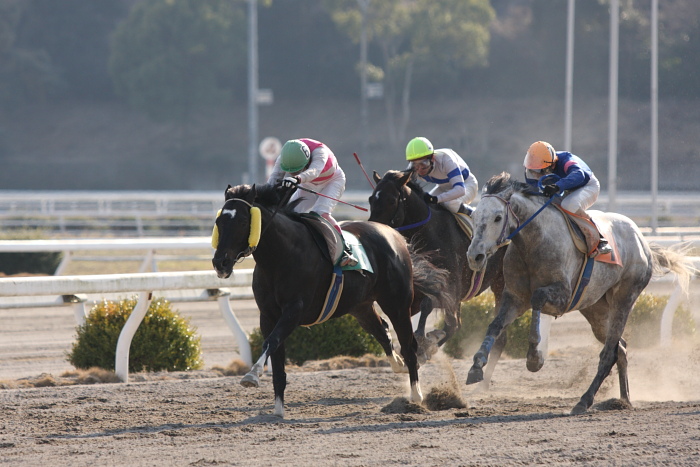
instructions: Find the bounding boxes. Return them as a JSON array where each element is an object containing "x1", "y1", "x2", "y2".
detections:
[{"x1": 1, "y1": 299, "x2": 699, "y2": 466}]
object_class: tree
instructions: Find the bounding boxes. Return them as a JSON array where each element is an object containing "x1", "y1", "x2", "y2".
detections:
[
  {"x1": 14, "y1": 0, "x2": 128, "y2": 100},
  {"x1": 324, "y1": 0, "x2": 494, "y2": 149},
  {"x1": 109, "y1": 0, "x2": 246, "y2": 123},
  {"x1": 0, "y1": 0, "x2": 60, "y2": 105}
]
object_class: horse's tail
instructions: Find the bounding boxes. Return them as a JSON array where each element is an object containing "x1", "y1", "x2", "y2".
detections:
[
  {"x1": 408, "y1": 244, "x2": 451, "y2": 314},
  {"x1": 649, "y1": 242, "x2": 698, "y2": 294}
]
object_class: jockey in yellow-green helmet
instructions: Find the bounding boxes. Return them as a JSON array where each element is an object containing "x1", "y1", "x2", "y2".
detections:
[{"x1": 405, "y1": 136, "x2": 478, "y2": 216}]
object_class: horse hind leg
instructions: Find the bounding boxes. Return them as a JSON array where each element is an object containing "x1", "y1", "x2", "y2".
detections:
[
  {"x1": 352, "y1": 304, "x2": 407, "y2": 374},
  {"x1": 616, "y1": 337, "x2": 630, "y2": 405},
  {"x1": 379, "y1": 298, "x2": 423, "y2": 403},
  {"x1": 572, "y1": 296, "x2": 636, "y2": 415}
]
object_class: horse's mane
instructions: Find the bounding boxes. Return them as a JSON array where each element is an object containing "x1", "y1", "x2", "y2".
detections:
[
  {"x1": 483, "y1": 172, "x2": 535, "y2": 197},
  {"x1": 226, "y1": 183, "x2": 303, "y2": 214},
  {"x1": 381, "y1": 169, "x2": 428, "y2": 196}
]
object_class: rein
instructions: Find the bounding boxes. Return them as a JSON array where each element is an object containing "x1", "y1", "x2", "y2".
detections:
[
  {"x1": 482, "y1": 193, "x2": 555, "y2": 248},
  {"x1": 394, "y1": 190, "x2": 432, "y2": 232}
]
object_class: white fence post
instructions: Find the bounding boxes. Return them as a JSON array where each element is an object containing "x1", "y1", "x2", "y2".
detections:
[{"x1": 115, "y1": 291, "x2": 153, "y2": 383}]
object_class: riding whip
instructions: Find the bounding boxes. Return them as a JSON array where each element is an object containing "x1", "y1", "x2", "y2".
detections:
[
  {"x1": 294, "y1": 185, "x2": 368, "y2": 212},
  {"x1": 353, "y1": 153, "x2": 376, "y2": 189}
]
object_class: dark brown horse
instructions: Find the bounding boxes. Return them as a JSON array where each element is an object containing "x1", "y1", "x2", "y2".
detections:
[
  {"x1": 368, "y1": 169, "x2": 509, "y2": 386},
  {"x1": 212, "y1": 183, "x2": 449, "y2": 418}
]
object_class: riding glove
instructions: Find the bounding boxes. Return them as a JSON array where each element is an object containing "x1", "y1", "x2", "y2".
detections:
[
  {"x1": 281, "y1": 176, "x2": 299, "y2": 188},
  {"x1": 423, "y1": 193, "x2": 439, "y2": 204},
  {"x1": 542, "y1": 184, "x2": 561, "y2": 197}
]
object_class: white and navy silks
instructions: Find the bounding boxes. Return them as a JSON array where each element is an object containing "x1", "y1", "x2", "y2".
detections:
[
  {"x1": 524, "y1": 151, "x2": 600, "y2": 216},
  {"x1": 406, "y1": 148, "x2": 478, "y2": 213},
  {"x1": 267, "y1": 138, "x2": 346, "y2": 216}
]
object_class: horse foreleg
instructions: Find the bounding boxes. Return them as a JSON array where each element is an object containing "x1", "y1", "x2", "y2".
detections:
[
  {"x1": 526, "y1": 311, "x2": 553, "y2": 372},
  {"x1": 467, "y1": 293, "x2": 522, "y2": 385},
  {"x1": 477, "y1": 332, "x2": 506, "y2": 391},
  {"x1": 241, "y1": 349, "x2": 267, "y2": 388}
]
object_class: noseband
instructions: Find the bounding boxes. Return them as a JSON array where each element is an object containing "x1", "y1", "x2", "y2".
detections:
[{"x1": 480, "y1": 194, "x2": 520, "y2": 249}]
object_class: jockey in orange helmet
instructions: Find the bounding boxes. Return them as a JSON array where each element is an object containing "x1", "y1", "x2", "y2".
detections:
[{"x1": 523, "y1": 141, "x2": 611, "y2": 255}]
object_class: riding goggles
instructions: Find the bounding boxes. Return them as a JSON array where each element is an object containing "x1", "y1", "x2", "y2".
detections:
[{"x1": 411, "y1": 157, "x2": 432, "y2": 170}]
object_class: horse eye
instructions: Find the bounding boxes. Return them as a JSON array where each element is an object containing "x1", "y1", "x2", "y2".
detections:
[{"x1": 494, "y1": 215, "x2": 502, "y2": 223}]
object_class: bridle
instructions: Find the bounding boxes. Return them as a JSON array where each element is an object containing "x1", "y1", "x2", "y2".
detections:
[
  {"x1": 391, "y1": 186, "x2": 432, "y2": 232},
  {"x1": 481, "y1": 192, "x2": 556, "y2": 249},
  {"x1": 480, "y1": 194, "x2": 521, "y2": 249}
]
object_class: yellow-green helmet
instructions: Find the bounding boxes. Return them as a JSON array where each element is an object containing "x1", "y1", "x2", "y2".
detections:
[
  {"x1": 405, "y1": 137, "x2": 434, "y2": 161},
  {"x1": 280, "y1": 139, "x2": 311, "y2": 173}
]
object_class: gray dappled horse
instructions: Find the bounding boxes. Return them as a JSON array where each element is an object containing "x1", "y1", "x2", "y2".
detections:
[
  {"x1": 466, "y1": 172, "x2": 694, "y2": 415},
  {"x1": 212, "y1": 183, "x2": 449, "y2": 418}
]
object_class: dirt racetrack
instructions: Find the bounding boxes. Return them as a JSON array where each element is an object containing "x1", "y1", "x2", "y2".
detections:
[{"x1": 1, "y1": 300, "x2": 699, "y2": 466}]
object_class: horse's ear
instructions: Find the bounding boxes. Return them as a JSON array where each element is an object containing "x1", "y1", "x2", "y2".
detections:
[
  {"x1": 372, "y1": 171, "x2": 381, "y2": 184},
  {"x1": 248, "y1": 184, "x2": 257, "y2": 203},
  {"x1": 399, "y1": 170, "x2": 412, "y2": 187},
  {"x1": 224, "y1": 184, "x2": 233, "y2": 200}
]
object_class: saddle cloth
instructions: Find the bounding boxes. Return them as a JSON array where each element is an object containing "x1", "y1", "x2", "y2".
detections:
[
  {"x1": 453, "y1": 211, "x2": 473, "y2": 240},
  {"x1": 299, "y1": 212, "x2": 373, "y2": 273},
  {"x1": 554, "y1": 206, "x2": 622, "y2": 267}
]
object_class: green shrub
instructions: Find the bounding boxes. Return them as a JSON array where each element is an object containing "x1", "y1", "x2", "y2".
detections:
[
  {"x1": 624, "y1": 292, "x2": 696, "y2": 347},
  {"x1": 0, "y1": 229, "x2": 62, "y2": 275},
  {"x1": 67, "y1": 297, "x2": 203, "y2": 372},
  {"x1": 441, "y1": 292, "x2": 532, "y2": 359},
  {"x1": 249, "y1": 314, "x2": 384, "y2": 366}
]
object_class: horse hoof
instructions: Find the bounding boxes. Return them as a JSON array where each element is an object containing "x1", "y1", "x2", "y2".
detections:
[
  {"x1": 570, "y1": 402, "x2": 588, "y2": 415},
  {"x1": 526, "y1": 349, "x2": 545, "y2": 372},
  {"x1": 425, "y1": 329, "x2": 446, "y2": 344},
  {"x1": 240, "y1": 373, "x2": 260, "y2": 388},
  {"x1": 466, "y1": 367, "x2": 484, "y2": 385}
]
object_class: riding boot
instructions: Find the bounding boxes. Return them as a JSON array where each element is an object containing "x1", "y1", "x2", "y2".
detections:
[
  {"x1": 340, "y1": 244, "x2": 358, "y2": 267},
  {"x1": 596, "y1": 237, "x2": 612, "y2": 256},
  {"x1": 458, "y1": 204, "x2": 474, "y2": 216}
]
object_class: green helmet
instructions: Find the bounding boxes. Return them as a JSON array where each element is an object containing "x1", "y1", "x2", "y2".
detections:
[
  {"x1": 280, "y1": 139, "x2": 311, "y2": 173},
  {"x1": 405, "y1": 137, "x2": 434, "y2": 161}
]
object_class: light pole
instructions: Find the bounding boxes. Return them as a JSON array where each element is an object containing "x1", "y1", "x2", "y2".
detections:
[
  {"x1": 651, "y1": 0, "x2": 658, "y2": 234},
  {"x1": 607, "y1": 0, "x2": 619, "y2": 211},
  {"x1": 247, "y1": 0, "x2": 259, "y2": 185},
  {"x1": 358, "y1": 0, "x2": 370, "y2": 157},
  {"x1": 564, "y1": 0, "x2": 575, "y2": 151}
]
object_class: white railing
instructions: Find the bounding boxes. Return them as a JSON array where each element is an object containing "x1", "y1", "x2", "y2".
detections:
[
  {"x1": 0, "y1": 270, "x2": 255, "y2": 383},
  {"x1": 0, "y1": 236, "x2": 215, "y2": 275},
  {"x1": 1, "y1": 190, "x2": 700, "y2": 237}
]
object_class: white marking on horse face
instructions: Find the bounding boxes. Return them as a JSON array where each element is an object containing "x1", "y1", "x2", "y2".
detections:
[
  {"x1": 221, "y1": 208, "x2": 237, "y2": 218},
  {"x1": 373, "y1": 189, "x2": 383, "y2": 201}
]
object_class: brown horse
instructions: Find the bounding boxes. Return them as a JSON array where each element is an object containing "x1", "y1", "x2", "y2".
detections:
[{"x1": 212, "y1": 183, "x2": 449, "y2": 418}]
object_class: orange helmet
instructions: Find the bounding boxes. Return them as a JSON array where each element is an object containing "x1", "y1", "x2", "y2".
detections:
[{"x1": 524, "y1": 141, "x2": 558, "y2": 170}]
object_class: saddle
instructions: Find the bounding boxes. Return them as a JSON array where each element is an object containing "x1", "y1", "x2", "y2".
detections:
[
  {"x1": 554, "y1": 205, "x2": 622, "y2": 266},
  {"x1": 299, "y1": 212, "x2": 373, "y2": 272}
]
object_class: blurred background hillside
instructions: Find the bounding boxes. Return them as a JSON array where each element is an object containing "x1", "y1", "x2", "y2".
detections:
[{"x1": 0, "y1": 0, "x2": 698, "y2": 192}]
